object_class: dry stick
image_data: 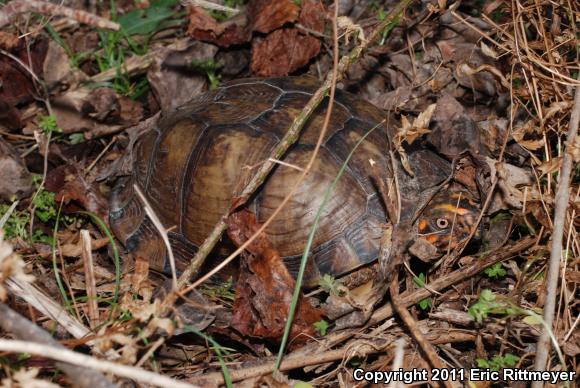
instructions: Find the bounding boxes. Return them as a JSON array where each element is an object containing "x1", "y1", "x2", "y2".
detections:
[
  {"x1": 0, "y1": 0, "x2": 119, "y2": 30},
  {"x1": 192, "y1": 331, "x2": 477, "y2": 385},
  {"x1": 7, "y1": 278, "x2": 122, "y2": 361},
  {"x1": 0, "y1": 304, "x2": 116, "y2": 388},
  {"x1": 134, "y1": 185, "x2": 178, "y2": 289},
  {"x1": 179, "y1": 0, "x2": 414, "y2": 293},
  {"x1": 191, "y1": 237, "x2": 536, "y2": 385},
  {"x1": 531, "y1": 86, "x2": 580, "y2": 382},
  {"x1": 80, "y1": 230, "x2": 99, "y2": 329},
  {"x1": 0, "y1": 339, "x2": 197, "y2": 388},
  {"x1": 389, "y1": 275, "x2": 453, "y2": 388},
  {"x1": 183, "y1": 0, "x2": 241, "y2": 14}
]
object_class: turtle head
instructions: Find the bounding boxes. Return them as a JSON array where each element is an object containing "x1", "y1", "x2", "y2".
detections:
[{"x1": 417, "y1": 190, "x2": 480, "y2": 253}]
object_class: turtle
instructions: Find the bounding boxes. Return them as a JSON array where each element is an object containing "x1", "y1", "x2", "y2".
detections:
[{"x1": 109, "y1": 77, "x2": 480, "y2": 287}]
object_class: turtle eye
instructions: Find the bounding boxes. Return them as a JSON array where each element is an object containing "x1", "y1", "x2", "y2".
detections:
[{"x1": 436, "y1": 218, "x2": 449, "y2": 229}]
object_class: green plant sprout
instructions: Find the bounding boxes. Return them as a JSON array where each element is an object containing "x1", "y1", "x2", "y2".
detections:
[
  {"x1": 190, "y1": 58, "x2": 224, "y2": 90},
  {"x1": 476, "y1": 353, "x2": 519, "y2": 371},
  {"x1": 313, "y1": 319, "x2": 329, "y2": 336},
  {"x1": 317, "y1": 273, "x2": 342, "y2": 296},
  {"x1": 483, "y1": 262, "x2": 507, "y2": 278},
  {"x1": 412, "y1": 272, "x2": 433, "y2": 310}
]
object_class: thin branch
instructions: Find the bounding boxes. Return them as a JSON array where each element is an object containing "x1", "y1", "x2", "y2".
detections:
[
  {"x1": 0, "y1": 339, "x2": 198, "y2": 388},
  {"x1": 134, "y1": 184, "x2": 178, "y2": 289},
  {"x1": 0, "y1": 0, "x2": 119, "y2": 30},
  {"x1": 181, "y1": 0, "x2": 241, "y2": 14},
  {"x1": 80, "y1": 230, "x2": 99, "y2": 329},
  {"x1": 389, "y1": 275, "x2": 453, "y2": 388},
  {"x1": 532, "y1": 86, "x2": 580, "y2": 380},
  {"x1": 192, "y1": 329, "x2": 477, "y2": 386},
  {"x1": 0, "y1": 304, "x2": 116, "y2": 388}
]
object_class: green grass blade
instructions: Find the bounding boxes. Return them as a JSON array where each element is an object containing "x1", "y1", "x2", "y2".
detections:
[
  {"x1": 274, "y1": 122, "x2": 382, "y2": 372},
  {"x1": 52, "y1": 203, "x2": 74, "y2": 315},
  {"x1": 181, "y1": 325, "x2": 233, "y2": 387}
]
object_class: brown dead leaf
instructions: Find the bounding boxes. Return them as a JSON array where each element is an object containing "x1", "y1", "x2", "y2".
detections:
[
  {"x1": 82, "y1": 87, "x2": 143, "y2": 125},
  {"x1": 249, "y1": 0, "x2": 299, "y2": 34},
  {"x1": 251, "y1": 27, "x2": 321, "y2": 76},
  {"x1": 43, "y1": 40, "x2": 86, "y2": 91},
  {"x1": 251, "y1": 0, "x2": 323, "y2": 76},
  {"x1": 0, "y1": 31, "x2": 19, "y2": 50},
  {"x1": 59, "y1": 236, "x2": 110, "y2": 257},
  {"x1": 566, "y1": 271, "x2": 580, "y2": 284},
  {"x1": 455, "y1": 62, "x2": 500, "y2": 96},
  {"x1": 54, "y1": 166, "x2": 109, "y2": 220},
  {"x1": 52, "y1": 86, "x2": 142, "y2": 139},
  {"x1": 227, "y1": 209, "x2": 322, "y2": 345},
  {"x1": 299, "y1": 0, "x2": 325, "y2": 32},
  {"x1": 428, "y1": 94, "x2": 487, "y2": 157},
  {"x1": 537, "y1": 157, "x2": 563, "y2": 177},
  {"x1": 186, "y1": 5, "x2": 249, "y2": 46},
  {"x1": 485, "y1": 157, "x2": 536, "y2": 212},
  {"x1": 0, "y1": 138, "x2": 33, "y2": 200},
  {"x1": 0, "y1": 38, "x2": 48, "y2": 129},
  {"x1": 187, "y1": 5, "x2": 224, "y2": 35},
  {"x1": 526, "y1": 201, "x2": 551, "y2": 229},
  {"x1": 562, "y1": 332, "x2": 580, "y2": 356},
  {"x1": 147, "y1": 41, "x2": 217, "y2": 112}
]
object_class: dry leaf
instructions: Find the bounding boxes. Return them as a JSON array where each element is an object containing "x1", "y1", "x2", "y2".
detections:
[
  {"x1": 250, "y1": 0, "x2": 324, "y2": 76},
  {"x1": 147, "y1": 41, "x2": 217, "y2": 112},
  {"x1": 59, "y1": 236, "x2": 110, "y2": 257},
  {"x1": 250, "y1": 0, "x2": 299, "y2": 34},
  {"x1": 536, "y1": 157, "x2": 563, "y2": 177},
  {"x1": 480, "y1": 42, "x2": 499, "y2": 59},
  {"x1": 543, "y1": 101, "x2": 571, "y2": 123},
  {"x1": 0, "y1": 138, "x2": 33, "y2": 200},
  {"x1": 0, "y1": 230, "x2": 35, "y2": 301},
  {"x1": 227, "y1": 209, "x2": 322, "y2": 345},
  {"x1": 485, "y1": 157, "x2": 536, "y2": 212},
  {"x1": 1, "y1": 368, "x2": 60, "y2": 388}
]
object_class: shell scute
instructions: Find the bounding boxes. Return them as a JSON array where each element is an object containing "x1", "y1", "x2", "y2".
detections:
[{"x1": 181, "y1": 124, "x2": 279, "y2": 245}]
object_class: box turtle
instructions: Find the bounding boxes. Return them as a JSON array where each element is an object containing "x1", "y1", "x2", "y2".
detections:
[{"x1": 110, "y1": 77, "x2": 479, "y2": 286}]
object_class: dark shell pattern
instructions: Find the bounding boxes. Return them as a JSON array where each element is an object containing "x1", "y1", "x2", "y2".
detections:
[{"x1": 109, "y1": 77, "x2": 450, "y2": 286}]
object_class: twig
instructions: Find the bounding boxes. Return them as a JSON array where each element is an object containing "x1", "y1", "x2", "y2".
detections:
[
  {"x1": 6, "y1": 278, "x2": 121, "y2": 360},
  {"x1": 181, "y1": 0, "x2": 241, "y2": 14},
  {"x1": 0, "y1": 304, "x2": 116, "y2": 388},
  {"x1": 0, "y1": 339, "x2": 198, "y2": 388},
  {"x1": 531, "y1": 86, "x2": 580, "y2": 381},
  {"x1": 0, "y1": 0, "x2": 119, "y2": 30},
  {"x1": 389, "y1": 275, "x2": 453, "y2": 388},
  {"x1": 80, "y1": 230, "x2": 99, "y2": 329},
  {"x1": 134, "y1": 184, "x2": 178, "y2": 289},
  {"x1": 192, "y1": 330, "x2": 476, "y2": 385},
  {"x1": 388, "y1": 338, "x2": 406, "y2": 388}
]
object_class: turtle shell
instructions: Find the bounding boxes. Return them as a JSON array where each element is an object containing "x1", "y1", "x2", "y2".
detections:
[{"x1": 109, "y1": 77, "x2": 451, "y2": 286}]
